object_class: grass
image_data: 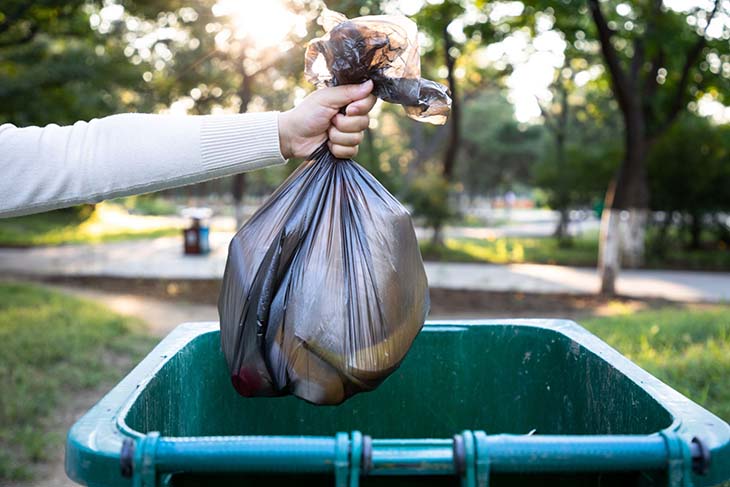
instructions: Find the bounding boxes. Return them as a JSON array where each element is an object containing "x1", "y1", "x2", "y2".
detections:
[
  {"x1": 118, "y1": 195, "x2": 179, "y2": 216},
  {"x1": 451, "y1": 214, "x2": 508, "y2": 228},
  {"x1": 422, "y1": 235, "x2": 730, "y2": 271},
  {"x1": 0, "y1": 281, "x2": 726, "y2": 481},
  {"x1": 0, "y1": 203, "x2": 181, "y2": 247},
  {"x1": 583, "y1": 305, "x2": 730, "y2": 422},
  {"x1": 0, "y1": 282, "x2": 155, "y2": 481},
  {"x1": 421, "y1": 236, "x2": 598, "y2": 266},
  {"x1": 647, "y1": 244, "x2": 730, "y2": 271}
]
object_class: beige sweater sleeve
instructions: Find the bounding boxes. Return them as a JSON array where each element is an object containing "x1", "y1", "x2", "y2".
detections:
[{"x1": 0, "y1": 112, "x2": 287, "y2": 218}]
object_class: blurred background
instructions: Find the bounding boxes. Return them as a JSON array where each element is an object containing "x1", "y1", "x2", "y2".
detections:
[{"x1": 1, "y1": 1, "x2": 729, "y2": 484}]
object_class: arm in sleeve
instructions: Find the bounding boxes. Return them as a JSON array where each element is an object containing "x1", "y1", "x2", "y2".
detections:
[{"x1": 0, "y1": 112, "x2": 287, "y2": 218}]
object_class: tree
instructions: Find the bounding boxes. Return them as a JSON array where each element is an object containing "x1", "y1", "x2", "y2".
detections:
[
  {"x1": 0, "y1": 1, "x2": 152, "y2": 126},
  {"x1": 411, "y1": 0, "x2": 521, "y2": 245},
  {"x1": 412, "y1": 1, "x2": 466, "y2": 245},
  {"x1": 113, "y1": 0, "x2": 310, "y2": 226},
  {"x1": 535, "y1": 56, "x2": 621, "y2": 243},
  {"x1": 647, "y1": 114, "x2": 730, "y2": 250},
  {"x1": 522, "y1": 0, "x2": 730, "y2": 294},
  {"x1": 458, "y1": 90, "x2": 544, "y2": 200}
]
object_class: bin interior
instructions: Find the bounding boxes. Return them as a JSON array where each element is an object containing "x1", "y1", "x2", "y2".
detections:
[{"x1": 124, "y1": 324, "x2": 673, "y2": 438}]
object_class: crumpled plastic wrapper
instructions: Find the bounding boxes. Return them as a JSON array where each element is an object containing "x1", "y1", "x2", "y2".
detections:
[
  {"x1": 305, "y1": 8, "x2": 452, "y2": 124},
  {"x1": 219, "y1": 8, "x2": 449, "y2": 405}
]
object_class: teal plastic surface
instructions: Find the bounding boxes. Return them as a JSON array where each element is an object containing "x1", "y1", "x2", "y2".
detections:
[{"x1": 66, "y1": 321, "x2": 730, "y2": 486}]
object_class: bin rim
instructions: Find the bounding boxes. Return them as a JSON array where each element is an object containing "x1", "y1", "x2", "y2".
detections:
[{"x1": 66, "y1": 320, "x2": 730, "y2": 487}]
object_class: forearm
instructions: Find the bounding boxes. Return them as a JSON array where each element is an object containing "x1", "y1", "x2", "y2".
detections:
[{"x1": 0, "y1": 112, "x2": 286, "y2": 218}]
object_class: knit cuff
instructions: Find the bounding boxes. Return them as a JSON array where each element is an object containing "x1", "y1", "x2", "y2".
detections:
[{"x1": 200, "y1": 112, "x2": 287, "y2": 174}]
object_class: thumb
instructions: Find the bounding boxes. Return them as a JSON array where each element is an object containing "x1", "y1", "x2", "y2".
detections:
[{"x1": 317, "y1": 80, "x2": 374, "y2": 109}]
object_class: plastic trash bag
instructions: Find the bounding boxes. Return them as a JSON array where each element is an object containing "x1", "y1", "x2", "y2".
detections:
[
  {"x1": 305, "y1": 8, "x2": 451, "y2": 125},
  {"x1": 219, "y1": 9, "x2": 450, "y2": 405}
]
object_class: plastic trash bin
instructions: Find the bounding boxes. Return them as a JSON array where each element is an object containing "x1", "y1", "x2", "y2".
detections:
[
  {"x1": 181, "y1": 208, "x2": 212, "y2": 255},
  {"x1": 66, "y1": 321, "x2": 730, "y2": 486}
]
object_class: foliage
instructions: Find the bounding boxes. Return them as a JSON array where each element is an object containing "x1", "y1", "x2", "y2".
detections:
[
  {"x1": 458, "y1": 91, "x2": 545, "y2": 197},
  {"x1": 0, "y1": 282, "x2": 154, "y2": 480},
  {"x1": 406, "y1": 171, "x2": 455, "y2": 231},
  {"x1": 645, "y1": 114, "x2": 730, "y2": 250},
  {"x1": 0, "y1": 1, "x2": 152, "y2": 126},
  {"x1": 533, "y1": 55, "x2": 622, "y2": 214},
  {"x1": 534, "y1": 135, "x2": 619, "y2": 211},
  {"x1": 0, "y1": 0, "x2": 313, "y2": 204},
  {"x1": 648, "y1": 114, "x2": 730, "y2": 216},
  {"x1": 583, "y1": 305, "x2": 730, "y2": 421},
  {"x1": 520, "y1": 0, "x2": 730, "y2": 140},
  {"x1": 0, "y1": 202, "x2": 180, "y2": 246},
  {"x1": 120, "y1": 194, "x2": 178, "y2": 216}
]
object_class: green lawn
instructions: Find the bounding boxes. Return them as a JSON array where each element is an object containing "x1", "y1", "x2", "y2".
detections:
[
  {"x1": 0, "y1": 282, "x2": 155, "y2": 481},
  {"x1": 421, "y1": 236, "x2": 598, "y2": 266},
  {"x1": 422, "y1": 236, "x2": 730, "y2": 271},
  {"x1": 0, "y1": 203, "x2": 180, "y2": 247},
  {"x1": 582, "y1": 305, "x2": 730, "y2": 422}
]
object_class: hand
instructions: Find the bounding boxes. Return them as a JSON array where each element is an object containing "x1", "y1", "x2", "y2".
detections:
[{"x1": 278, "y1": 80, "x2": 377, "y2": 159}]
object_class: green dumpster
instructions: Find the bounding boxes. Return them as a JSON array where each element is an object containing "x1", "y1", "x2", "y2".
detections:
[{"x1": 66, "y1": 321, "x2": 730, "y2": 486}]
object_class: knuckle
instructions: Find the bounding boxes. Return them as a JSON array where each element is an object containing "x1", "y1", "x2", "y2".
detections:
[
  {"x1": 345, "y1": 84, "x2": 359, "y2": 99},
  {"x1": 333, "y1": 113, "x2": 346, "y2": 128},
  {"x1": 339, "y1": 119, "x2": 355, "y2": 133}
]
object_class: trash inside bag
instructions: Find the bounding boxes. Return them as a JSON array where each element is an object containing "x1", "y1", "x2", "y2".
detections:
[
  {"x1": 305, "y1": 8, "x2": 451, "y2": 125},
  {"x1": 219, "y1": 8, "x2": 450, "y2": 405}
]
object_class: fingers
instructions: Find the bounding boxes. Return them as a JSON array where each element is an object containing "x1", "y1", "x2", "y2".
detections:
[
  {"x1": 328, "y1": 127, "x2": 363, "y2": 147},
  {"x1": 327, "y1": 126, "x2": 363, "y2": 159},
  {"x1": 328, "y1": 141, "x2": 358, "y2": 159},
  {"x1": 346, "y1": 94, "x2": 377, "y2": 116},
  {"x1": 332, "y1": 113, "x2": 370, "y2": 133},
  {"x1": 317, "y1": 80, "x2": 374, "y2": 109},
  {"x1": 327, "y1": 97, "x2": 373, "y2": 159},
  {"x1": 309, "y1": 81, "x2": 375, "y2": 159}
]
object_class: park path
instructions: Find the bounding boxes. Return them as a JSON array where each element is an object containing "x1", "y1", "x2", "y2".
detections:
[{"x1": 1, "y1": 235, "x2": 728, "y2": 302}]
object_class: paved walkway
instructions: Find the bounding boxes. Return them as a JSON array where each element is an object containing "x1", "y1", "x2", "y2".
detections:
[
  {"x1": 181, "y1": 209, "x2": 601, "y2": 239},
  {"x1": 1, "y1": 235, "x2": 728, "y2": 303}
]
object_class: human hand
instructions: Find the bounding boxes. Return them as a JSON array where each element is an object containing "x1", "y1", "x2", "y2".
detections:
[{"x1": 278, "y1": 80, "x2": 377, "y2": 159}]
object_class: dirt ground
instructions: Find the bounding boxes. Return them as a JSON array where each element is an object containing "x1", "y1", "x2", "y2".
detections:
[{"x1": 40, "y1": 275, "x2": 673, "y2": 320}]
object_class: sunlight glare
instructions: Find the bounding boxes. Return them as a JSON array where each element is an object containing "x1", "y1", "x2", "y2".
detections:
[{"x1": 212, "y1": 0, "x2": 302, "y2": 48}]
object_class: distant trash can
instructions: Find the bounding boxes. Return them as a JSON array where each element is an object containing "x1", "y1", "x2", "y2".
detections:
[
  {"x1": 181, "y1": 207, "x2": 212, "y2": 255},
  {"x1": 65, "y1": 321, "x2": 730, "y2": 487}
]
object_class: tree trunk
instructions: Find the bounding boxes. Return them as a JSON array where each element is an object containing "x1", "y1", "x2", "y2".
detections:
[
  {"x1": 620, "y1": 208, "x2": 648, "y2": 267},
  {"x1": 554, "y1": 208, "x2": 570, "y2": 242},
  {"x1": 431, "y1": 224, "x2": 444, "y2": 247},
  {"x1": 599, "y1": 207, "x2": 621, "y2": 296},
  {"x1": 441, "y1": 26, "x2": 460, "y2": 182},
  {"x1": 433, "y1": 26, "x2": 460, "y2": 243},
  {"x1": 689, "y1": 212, "x2": 703, "y2": 250},
  {"x1": 599, "y1": 102, "x2": 649, "y2": 293},
  {"x1": 553, "y1": 127, "x2": 570, "y2": 245}
]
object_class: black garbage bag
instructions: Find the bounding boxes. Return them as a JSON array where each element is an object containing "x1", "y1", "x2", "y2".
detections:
[{"x1": 219, "y1": 8, "x2": 450, "y2": 405}]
